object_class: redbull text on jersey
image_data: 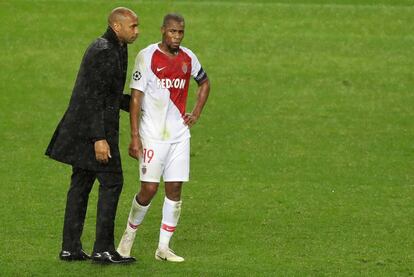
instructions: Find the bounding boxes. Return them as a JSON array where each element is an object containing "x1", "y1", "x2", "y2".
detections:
[{"x1": 157, "y1": 78, "x2": 186, "y2": 89}]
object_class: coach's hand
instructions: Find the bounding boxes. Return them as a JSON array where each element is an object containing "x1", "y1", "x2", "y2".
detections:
[
  {"x1": 183, "y1": 113, "x2": 199, "y2": 128},
  {"x1": 94, "y1": 139, "x2": 111, "y2": 164},
  {"x1": 129, "y1": 136, "x2": 143, "y2": 160}
]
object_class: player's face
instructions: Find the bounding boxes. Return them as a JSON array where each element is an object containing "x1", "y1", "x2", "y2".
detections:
[
  {"x1": 118, "y1": 14, "x2": 139, "y2": 44},
  {"x1": 161, "y1": 20, "x2": 185, "y2": 51}
]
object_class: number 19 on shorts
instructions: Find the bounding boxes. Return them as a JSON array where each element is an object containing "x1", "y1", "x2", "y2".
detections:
[{"x1": 143, "y1": 148, "x2": 154, "y2": 163}]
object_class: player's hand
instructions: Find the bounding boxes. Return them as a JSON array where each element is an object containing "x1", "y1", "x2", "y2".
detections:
[
  {"x1": 183, "y1": 113, "x2": 199, "y2": 128},
  {"x1": 129, "y1": 136, "x2": 143, "y2": 160},
  {"x1": 94, "y1": 139, "x2": 111, "y2": 164}
]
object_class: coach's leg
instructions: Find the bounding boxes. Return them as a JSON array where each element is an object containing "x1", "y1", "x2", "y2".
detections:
[
  {"x1": 93, "y1": 171, "x2": 123, "y2": 253},
  {"x1": 62, "y1": 167, "x2": 95, "y2": 253}
]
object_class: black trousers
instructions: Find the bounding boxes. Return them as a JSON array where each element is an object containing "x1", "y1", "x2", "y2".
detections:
[{"x1": 62, "y1": 167, "x2": 123, "y2": 253}]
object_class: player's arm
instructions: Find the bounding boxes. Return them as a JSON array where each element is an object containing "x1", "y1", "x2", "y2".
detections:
[
  {"x1": 129, "y1": 88, "x2": 144, "y2": 159},
  {"x1": 183, "y1": 78, "x2": 210, "y2": 128}
]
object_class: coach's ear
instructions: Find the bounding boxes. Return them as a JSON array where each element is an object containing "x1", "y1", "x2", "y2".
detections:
[{"x1": 113, "y1": 22, "x2": 121, "y2": 33}]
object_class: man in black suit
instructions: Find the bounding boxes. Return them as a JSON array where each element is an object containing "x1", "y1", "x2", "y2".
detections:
[{"x1": 45, "y1": 7, "x2": 138, "y2": 264}]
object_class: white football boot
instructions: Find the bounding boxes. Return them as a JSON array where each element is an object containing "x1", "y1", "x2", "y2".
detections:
[
  {"x1": 155, "y1": 248, "x2": 185, "y2": 262},
  {"x1": 117, "y1": 230, "x2": 136, "y2": 257}
]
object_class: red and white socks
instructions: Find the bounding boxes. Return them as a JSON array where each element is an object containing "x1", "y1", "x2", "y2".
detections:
[
  {"x1": 127, "y1": 195, "x2": 151, "y2": 232},
  {"x1": 117, "y1": 195, "x2": 150, "y2": 257},
  {"x1": 117, "y1": 195, "x2": 182, "y2": 258},
  {"x1": 158, "y1": 197, "x2": 182, "y2": 250}
]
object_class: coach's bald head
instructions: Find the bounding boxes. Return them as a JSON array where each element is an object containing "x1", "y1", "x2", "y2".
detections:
[
  {"x1": 108, "y1": 7, "x2": 136, "y2": 27},
  {"x1": 108, "y1": 7, "x2": 139, "y2": 45}
]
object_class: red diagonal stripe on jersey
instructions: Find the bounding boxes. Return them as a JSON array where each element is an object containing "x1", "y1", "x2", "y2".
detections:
[{"x1": 151, "y1": 49, "x2": 192, "y2": 115}]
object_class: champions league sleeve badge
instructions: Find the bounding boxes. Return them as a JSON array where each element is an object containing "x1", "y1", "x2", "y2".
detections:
[{"x1": 133, "y1": 70, "x2": 142, "y2": 81}]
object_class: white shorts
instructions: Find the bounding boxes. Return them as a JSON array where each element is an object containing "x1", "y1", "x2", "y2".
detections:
[{"x1": 139, "y1": 138, "x2": 190, "y2": 183}]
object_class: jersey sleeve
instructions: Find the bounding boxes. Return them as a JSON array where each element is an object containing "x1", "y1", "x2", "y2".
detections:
[
  {"x1": 130, "y1": 51, "x2": 148, "y2": 92},
  {"x1": 188, "y1": 50, "x2": 208, "y2": 85}
]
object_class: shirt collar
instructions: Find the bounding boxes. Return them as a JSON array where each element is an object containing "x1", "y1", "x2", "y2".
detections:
[{"x1": 102, "y1": 26, "x2": 121, "y2": 46}]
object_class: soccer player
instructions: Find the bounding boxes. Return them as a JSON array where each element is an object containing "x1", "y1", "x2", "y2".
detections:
[
  {"x1": 117, "y1": 13, "x2": 210, "y2": 262},
  {"x1": 45, "y1": 7, "x2": 139, "y2": 264}
]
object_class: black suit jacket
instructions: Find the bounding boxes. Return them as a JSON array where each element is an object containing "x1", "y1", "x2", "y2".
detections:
[{"x1": 46, "y1": 27, "x2": 130, "y2": 172}]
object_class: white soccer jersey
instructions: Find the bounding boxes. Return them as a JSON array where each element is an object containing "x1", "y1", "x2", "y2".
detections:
[{"x1": 130, "y1": 43, "x2": 207, "y2": 143}]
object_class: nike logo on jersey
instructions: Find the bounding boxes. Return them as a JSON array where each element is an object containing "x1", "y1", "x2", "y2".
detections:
[
  {"x1": 156, "y1": 66, "x2": 167, "y2": 72},
  {"x1": 157, "y1": 78, "x2": 186, "y2": 89}
]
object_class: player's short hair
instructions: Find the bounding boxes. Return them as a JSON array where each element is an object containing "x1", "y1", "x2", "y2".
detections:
[{"x1": 162, "y1": 13, "x2": 185, "y2": 27}]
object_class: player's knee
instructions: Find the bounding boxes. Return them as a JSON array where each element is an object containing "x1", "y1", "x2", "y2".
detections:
[
  {"x1": 165, "y1": 182, "x2": 182, "y2": 201},
  {"x1": 146, "y1": 185, "x2": 158, "y2": 197},
  {"x1": 166, "y1": 193, "x2": 181, "y2": 201},
  {"x1": 137, "y1": 183, "x2": 158, "y2": 204}
]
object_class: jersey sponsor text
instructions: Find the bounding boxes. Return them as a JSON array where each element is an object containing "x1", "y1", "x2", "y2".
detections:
[{"x1": 157, "y1": 78, "x2": 186, "y2": 89}]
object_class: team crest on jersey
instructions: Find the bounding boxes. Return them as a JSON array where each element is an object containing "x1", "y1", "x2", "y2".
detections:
[
  {"x1": 141, "y1": 165, "x2": 147, "y2": 175},
  {"x1": 182, "y1": 63, "x2": 188, "y2": 74},
  {"x1": 133, "y1": 70, "x2": 142, "y2": 81}
]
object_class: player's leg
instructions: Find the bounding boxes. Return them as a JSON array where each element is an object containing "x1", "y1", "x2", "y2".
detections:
[
  {"x1": 155, "y1": 139, "x2": 189, "y2": 262},
  {"x1": 60, "y1": 166, "x2": 95, "y2": 261},
  {"x1": 160, "y1": 182, "x2": 183, "y2": 249},
  {"x1": 155, "y1": 182, "x2": 184, "y2": 262},
  {"x1": 117, "y1": 181, "x2": 158, "y2": 257},
  {"x1": 117, "y1": 139, "x2": 167, "y2": 257}
]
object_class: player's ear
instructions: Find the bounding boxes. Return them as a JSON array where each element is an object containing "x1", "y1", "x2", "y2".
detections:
[{"x1": 161, "y1": 26, "x2": 165, "y2": 34}]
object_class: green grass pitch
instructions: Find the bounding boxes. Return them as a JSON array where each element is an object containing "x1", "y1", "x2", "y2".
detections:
[{"x1": 0, "y1": 0, "x2": 413, "y2": 276}]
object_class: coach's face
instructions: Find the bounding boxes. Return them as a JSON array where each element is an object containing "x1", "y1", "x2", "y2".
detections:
[
  {"x1": 162, "y1": 20, "x2": 185, "y2": 50},
  {"x1": 116, "y1": 13, "x2": 139, "y2": 44}
]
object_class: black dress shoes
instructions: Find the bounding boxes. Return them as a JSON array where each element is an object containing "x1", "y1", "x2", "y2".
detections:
[
  {"x1": 92, "y1": 251, "x2": 136, "y2": 264},
  {"x1": 59, "y1": 249, "x2": 91, "y2": 261}
]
